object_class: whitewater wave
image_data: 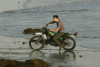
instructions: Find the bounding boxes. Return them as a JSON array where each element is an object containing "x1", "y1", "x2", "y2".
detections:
[
  {"x1": 1, "y1": 0, "x2": 92, "y2": 13},
  {"x1": 22, "y1": 0, "x2": 92, "y2": 9}
]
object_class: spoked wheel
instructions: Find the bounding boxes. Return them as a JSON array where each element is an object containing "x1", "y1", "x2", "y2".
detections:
[
  {"x1": 63, "y1": 37, "x2": 76, "y2": 51},
  {"x1": 29, "y1": 36, "x2": 45, "y2": 51}
]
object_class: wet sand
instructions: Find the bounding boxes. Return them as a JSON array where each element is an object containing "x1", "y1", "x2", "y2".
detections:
[{"x1": 0, "y1": 35, "x2": 100, "y2": 67}]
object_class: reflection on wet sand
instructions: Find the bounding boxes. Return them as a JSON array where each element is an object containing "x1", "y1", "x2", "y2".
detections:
[{"x1": 30, "y1": 50, "x2": 76, "y2": 67}]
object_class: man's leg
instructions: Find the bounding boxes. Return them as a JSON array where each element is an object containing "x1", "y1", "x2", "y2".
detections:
[{"x1": 53, "y1": 32, "x2": 64, "y2": 50}]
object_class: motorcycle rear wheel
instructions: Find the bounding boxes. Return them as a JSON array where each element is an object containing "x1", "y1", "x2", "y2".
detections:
[
  {"x1": 63, "y1": 37, "x2": 76, "y2": 51},
  {"x1": 29, "y1": 36, "x2": 45, "y2": 51}
]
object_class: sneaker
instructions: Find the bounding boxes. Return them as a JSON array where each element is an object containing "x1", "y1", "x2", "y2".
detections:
[{"x1": 59, "y1": 45, "x2": 63, "y2": 50}]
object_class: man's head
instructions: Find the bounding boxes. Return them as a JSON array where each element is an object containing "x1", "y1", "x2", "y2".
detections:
[{"x1": 53, "y1": 15, "x2": 59, "y2": 22}]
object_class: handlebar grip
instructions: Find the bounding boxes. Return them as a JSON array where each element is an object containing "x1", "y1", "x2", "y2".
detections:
[{"x1": 47, "y1": 29, "x2": 49, "y2": 31}]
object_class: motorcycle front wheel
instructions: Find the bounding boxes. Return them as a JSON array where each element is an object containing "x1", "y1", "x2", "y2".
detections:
[
  {"x1": 29, "y1": 36, "x2": 45, "y2": 51},
  {"x1": 63, "y1": 37, "x2": 76, "y2": 51}
]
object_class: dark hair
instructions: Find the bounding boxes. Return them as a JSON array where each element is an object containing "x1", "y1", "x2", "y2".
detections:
[{"x1": 53, "y1": 15, "x2": 59, "y2": 19}]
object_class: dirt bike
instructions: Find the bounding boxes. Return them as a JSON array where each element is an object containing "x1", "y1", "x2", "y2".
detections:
[{"x1": 29, "y1": 26, "x2": 77, "y2": 51}]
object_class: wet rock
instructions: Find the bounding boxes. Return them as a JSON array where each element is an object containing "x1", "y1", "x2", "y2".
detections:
[
  {"x1": 23, "y1": 28, "x2": 42, "y2": 34},
  {"x1": 7, "y1": 65, "x2": 14, "y2": 67},
  {"x1": 22, "y1": 42, "x2": 27, "y2": 44},
  {"x1": 18, "y1": 41, "x2": 20, "y2": 43},
  {"x1": 65, "y1": 62, "x2": 67, "y2": 64},
  {"x1": 77, "y1": 52, "x2": 79, "y2": 53},
  {"x1": 0, "y1": 59, "x2": 48, "y2": 67},
  {"x1": 13, "y1": 42, "x2": 16, "y2": 43},
  {"x1": 79, "y1": 55, "x2": 83, "y2": 58}
]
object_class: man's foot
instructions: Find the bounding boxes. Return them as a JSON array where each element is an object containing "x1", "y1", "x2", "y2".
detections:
[
  {"x1": 59, "y1": 47, "x2": 61, "y2": 50},
  {"x1": 59, "y1": 45, "x2": 63, "y2": 50}
]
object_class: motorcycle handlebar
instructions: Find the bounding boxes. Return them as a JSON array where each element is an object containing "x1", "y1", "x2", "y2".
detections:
[
  {"x1": 45, "y1": 24, "x2": 48, "y2": 29},
  {"x1": 42, "y1": 26, "x2": 49, "y2": 32}
]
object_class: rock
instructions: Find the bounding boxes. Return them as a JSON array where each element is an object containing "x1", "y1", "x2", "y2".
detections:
[
  {"x1": 22, "y1": 42, "x2": 27, "y2": 44},
  {"x1": 79, "y1": 55, "x2": 83, "y2": 58},
  {"x1": 23, "y1": 28, "x2": 42, "y2": 34},
  {"x1": 0, "y1": 59, "x2": 48, "y2": 67}
]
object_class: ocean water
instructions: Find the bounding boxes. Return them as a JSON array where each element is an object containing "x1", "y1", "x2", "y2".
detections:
[{"x1": 0, "y1": 0, "x2": 100, "y2": 49}]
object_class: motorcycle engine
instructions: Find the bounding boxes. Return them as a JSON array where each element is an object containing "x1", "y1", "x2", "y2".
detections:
[{"x1": 50, "y1": 41, "x2": 59, "y2": 47}]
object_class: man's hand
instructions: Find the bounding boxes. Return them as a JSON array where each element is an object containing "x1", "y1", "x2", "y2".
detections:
[
  {"x1": 46, "y1": 23, "x2": 49, "y2": 28},
  {"x1": 47, "y1": 23, "x2": 49, "y2": 25},
  {"x1": 49, "y1": 29, "x2": 51, "y2": 32},
  {"x1": 46, "y1": 23, "x2": 49, "y2": 26},
  {"x1": 49, "y1": 29, "x2": 52, "y2": 32},
  {"x1": 49, "y1": 29, "x2": 54, "y2": 32}
]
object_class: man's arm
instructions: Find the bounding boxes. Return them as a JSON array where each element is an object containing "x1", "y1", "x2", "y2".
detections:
[
  {"x1": 47, "y1": 21, "x2": 55, "y2": 25},
  {"x1": 50, "y1": 21, "x2": 61, "y2": 32},
  {"x1": 50, "y1": 27, "x2": 60, "y2": 32},
  {"x1": 46, "y1": 21, "x2": 55, "y2": 28}
]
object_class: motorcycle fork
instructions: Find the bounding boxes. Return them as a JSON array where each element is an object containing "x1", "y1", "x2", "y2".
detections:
[{"x1": 35, "y1": 36, "x2": 42, "y2": 45}]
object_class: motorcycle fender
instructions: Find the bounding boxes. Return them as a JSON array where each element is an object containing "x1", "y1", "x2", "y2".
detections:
[
  {"x1": 70, "y1": 35, "x2": 76, "y2": 38},
  {"x1": 35, "y1": 32, "x2": 42, "y2": 35},
  {"x1": 42, "y1": 34, "x2": 47, "y2": 40}
]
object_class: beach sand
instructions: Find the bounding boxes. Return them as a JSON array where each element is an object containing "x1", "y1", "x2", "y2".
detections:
[{"x1": 0, "y1": 35, "x2": 100, "y2": 67}]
